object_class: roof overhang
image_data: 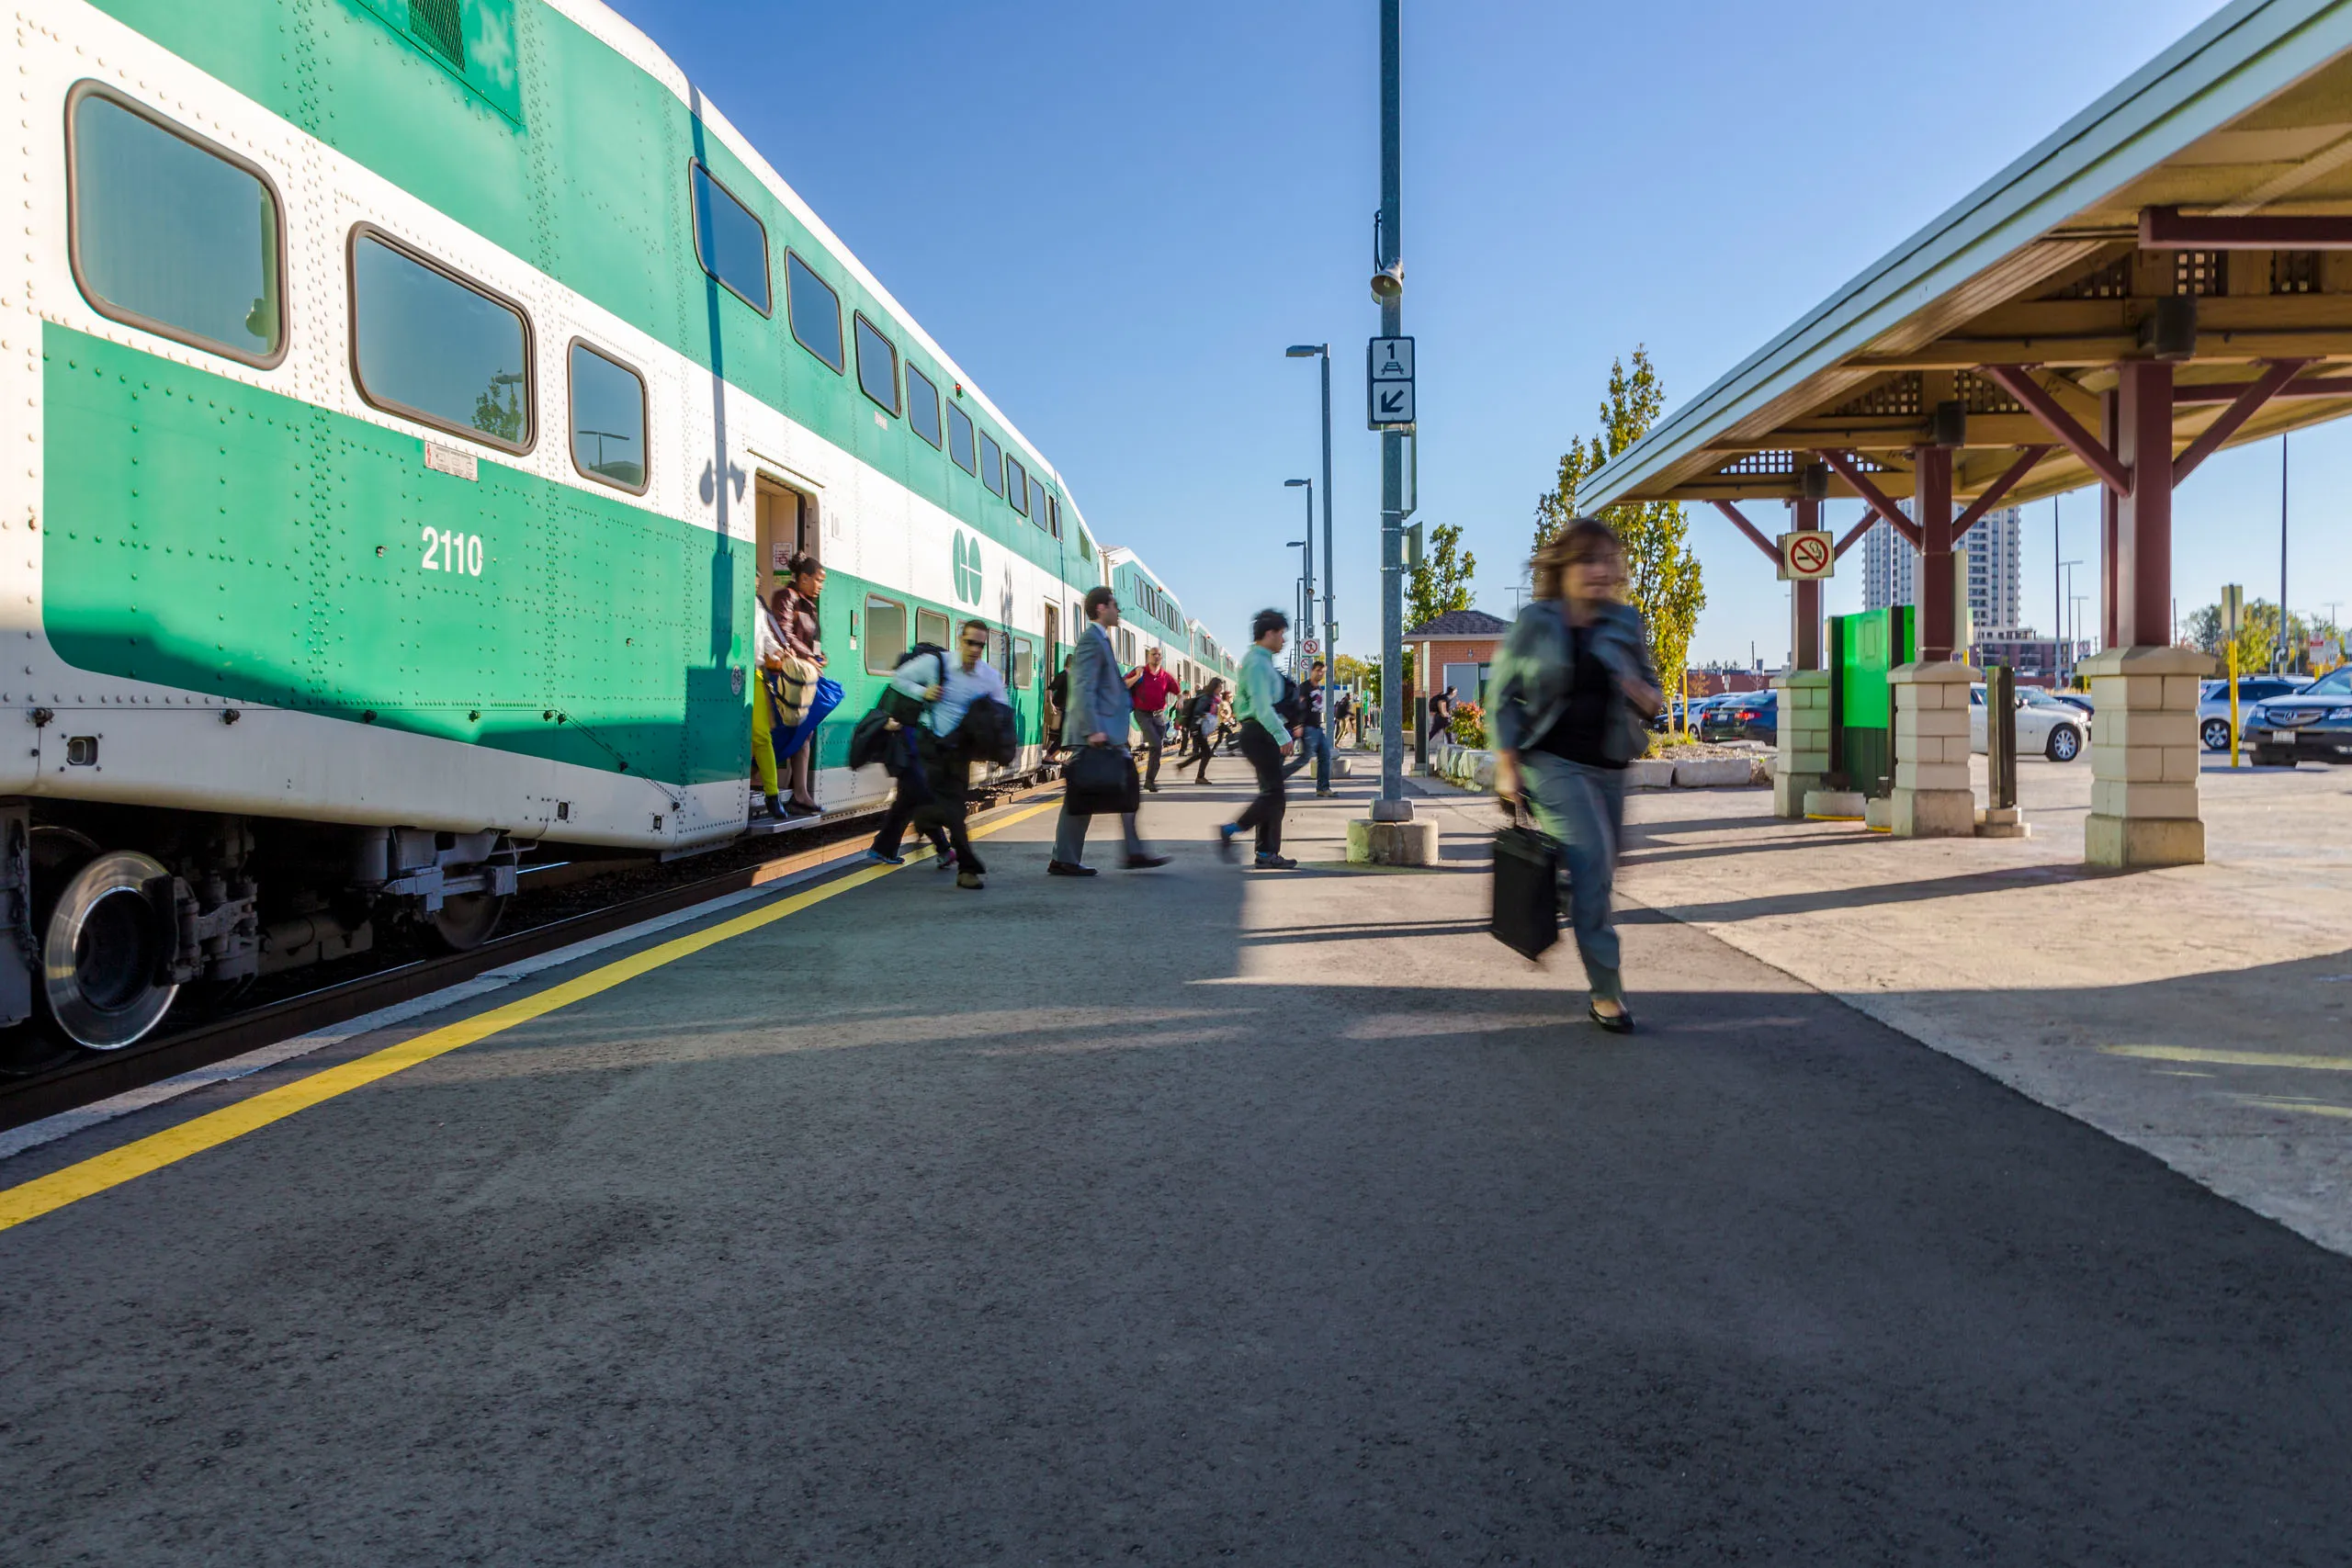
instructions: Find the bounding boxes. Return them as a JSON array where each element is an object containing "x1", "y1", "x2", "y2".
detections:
[{"x1": 1582, "y1": 0, "x2": 2352, "y2": 515}]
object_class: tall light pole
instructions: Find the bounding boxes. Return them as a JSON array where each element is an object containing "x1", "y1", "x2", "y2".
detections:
[
  {"x1": 2280, "y1": 433, "x2": 2291, "y2": 672},
  {"x1": 1284, "y1": 478, "x2": 1316, "y2": 680},
  {"x1": 1284, "y1": 538, "x2": 1309, "y2": 676},
  {"x1": 1371, "y1": 0, "x2": 1410, "y2": 822},
  {"x1": 2059, "y1": 558, "x2": 2083, "y2": 682},
  {"x1": 1286, "y1": 346, "x2": 1336, "y2": 761}
]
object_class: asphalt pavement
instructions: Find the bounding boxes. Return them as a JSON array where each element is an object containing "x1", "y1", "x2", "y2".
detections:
[{"x1": 3, "y1": 778, "x2": 2347, "y2": 1565}]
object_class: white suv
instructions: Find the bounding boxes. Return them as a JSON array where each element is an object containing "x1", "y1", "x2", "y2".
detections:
[{"x1": 2198, "y1": 675, "x2": 2308, "y2": 751}]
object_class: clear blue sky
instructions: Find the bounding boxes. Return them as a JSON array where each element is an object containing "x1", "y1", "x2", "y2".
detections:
[{"x1": 614, "y1": 0, "x2": 2348, "y2": 664}]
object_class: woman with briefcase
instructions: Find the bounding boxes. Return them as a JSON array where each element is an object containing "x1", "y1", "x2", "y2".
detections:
[{"x1": 1489, "y1": 518, "x2": 1664, "y2": 1033}]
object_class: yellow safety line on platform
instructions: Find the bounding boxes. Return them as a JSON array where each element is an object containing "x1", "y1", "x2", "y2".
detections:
[
  {"x1": 0, "y1": 800, "x2": 1059, "y2": 1235},
  {"x1": 2102, "y1": 1044, "x2": 2352, "y2": 1072}
]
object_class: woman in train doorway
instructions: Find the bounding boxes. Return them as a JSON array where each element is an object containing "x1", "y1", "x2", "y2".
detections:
[
  {"x1": 773, "y1": 555, "x2": 828, "y2": 817},
  {"x1": 1490, "y1": 517, "x2": 1662, "y2": 1034}
]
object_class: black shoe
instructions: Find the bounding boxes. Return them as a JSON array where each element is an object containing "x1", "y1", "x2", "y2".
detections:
[
  {"x1": 1253, "y1": 852, "x2": 1296, "y2": 870},
  {"x1": 1046, "y1": 860, "x2": 1097, "y2": 877},
  {"x1": 1145, "y1": 783, "x2": 1160, "y2": 793},
  {"x1": 956, "y1": 871, "x2": 984, "y2": 890},
  {"x1": 1315, "y1": 788, "x2": 1336, "y2": 797},
  {"x1": 1589, "y1": 1001, "x2": 1635, "y2": 1034},
  {"x1": 1124, "y1": 853, "x2": 1170, "y2": 869}
]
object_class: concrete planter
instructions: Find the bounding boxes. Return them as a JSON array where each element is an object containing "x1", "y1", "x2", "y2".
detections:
[
  {"x1": 1624, "y1": 759, "x2": 1677, "y2": 790},
  {"x1": 1672, "y1": 757, "x2": 1753, "y2": 788}
]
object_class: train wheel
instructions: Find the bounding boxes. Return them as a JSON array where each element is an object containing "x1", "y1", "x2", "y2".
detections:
[
  {"x1": 39, "y1": 850, "x2": 179, "y2": 1052},
  {"x1": 424, "y1": 892, "x2": 507, "y2": 953}
]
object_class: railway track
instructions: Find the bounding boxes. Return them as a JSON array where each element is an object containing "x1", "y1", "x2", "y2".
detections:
[{"x1": 0, "y1": 783, "x2": 1057, "y2": 1136}]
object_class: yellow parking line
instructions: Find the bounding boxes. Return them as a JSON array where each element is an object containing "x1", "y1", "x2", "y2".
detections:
[
  {"x1": 2101, "y1": 1044, "x2": 2352, "y2": 1072},
  {"x1": 0, "y1": 800, "x2": 1058, "y2": 1234}
]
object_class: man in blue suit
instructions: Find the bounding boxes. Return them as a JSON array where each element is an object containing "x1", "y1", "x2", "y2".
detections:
[{"x1": 1050, "y1": 586, "x2": 1171, "y2": 876}]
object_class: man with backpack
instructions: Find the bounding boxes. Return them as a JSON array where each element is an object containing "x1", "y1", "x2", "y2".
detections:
[
  {"x1": 883, "y1": 618, "x2": 1009, "y2": 890},
  {"x1": 1282, "y1": 659, "x2": 1336, "y2": 797},
  {"x1": 1216, "y1": 609, "x2": 1297, "y2": 870},
  {"x1": 1126, "y1": 645, "x2": 1180, "y2": 793}
]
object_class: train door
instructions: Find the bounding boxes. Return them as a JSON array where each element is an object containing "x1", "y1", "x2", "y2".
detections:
[{"x1": 752, "y1": 474, "x2": 821, "y2": 800}]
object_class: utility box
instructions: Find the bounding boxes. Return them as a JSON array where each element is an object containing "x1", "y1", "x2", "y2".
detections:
[{"x1": 1827, "y1": 606, "x2": 1917, "y2": 798}]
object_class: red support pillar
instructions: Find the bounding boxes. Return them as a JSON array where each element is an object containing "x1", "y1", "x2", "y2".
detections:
[
  {"x1": 2113, "y1": 359, "x2": 2175, "y2": 648},
  {"x1": 1792, "y1": 496, "x2": 1823, "y2": 671},
  {"x1": 1915, "y1": 444, "x2": 1955, "y2": 662},
  {"x1": 2101, "y1": 389, "x2": 2120, "y2": 653}
]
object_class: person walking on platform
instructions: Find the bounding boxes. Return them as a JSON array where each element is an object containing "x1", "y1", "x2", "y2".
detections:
[
  {"x1": 1127, "y1": 645, "x2": 1180, "y2": 793},
  {"x1": 1283, "y1": 659, "x2": 1337, "y2": 797},
  {"x1": 1491, "y1": 517, "x2": 1662, "y2": 1034},
  {"x1": 1217, "y1": 610, "x2": 1296, "y2": 870},
  {"x1": 1051, "y1": 587, "x2": 1170, "y2": 876},
  {"x1": 888, "y1": 618, "x2": 1004, "y2": 890},
  {"x1": 1186, "y1": 678, "x2": 1226, "y2": 784}
]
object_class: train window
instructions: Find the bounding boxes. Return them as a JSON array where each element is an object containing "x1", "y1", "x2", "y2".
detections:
[
  {"x1": 863, "y1": 593, "x2": 908, "y2": 674},
  {"x1": 67, "y1": 86, "x2": 286, "y2": 367},
  {"x1": 1045, "y1": 491, "x2": 1061, "y2": 539},
  {"x1": 1013, "y1": 637, "x2": 1035, "y2": 690},
  {"x1": 916, "y1": 608, "x2": 950, "y2": 649},
  {"x1": 690, "y1": 162, "x2": 770, "y2": 314},
  {"x1": 1006, "y1": 455, "x2": 1029, "y2": 515},
  {"x1": 854, "y1": 313, "x2": 899, "y2": 415},
  {"x1": 947, "y1": 402, "x2": 977, "y2": 474},
  {"x1": 350, "y1": 230, "x2": 533, "y2": 453},
  {"x1": 906, "y1": 363, "x2": 942, "y2": 448},
  {"x1": 568, "y1": 342, "x2": 648, "y2": 492},
  {"x1": 979, "y1": 433, "x2": 1004, "y2": 496},
  {"x1": 786, "y1": 252, "x2": 842, "y2": 372}
]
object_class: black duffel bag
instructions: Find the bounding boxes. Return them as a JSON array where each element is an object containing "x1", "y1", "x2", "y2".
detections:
[
  {"x1": 1490, "y1": 801, "x2": 1561, "y2": 961},
  {"x1": 1065, "y1": 743, "x2": 1140, "y2": 817}
]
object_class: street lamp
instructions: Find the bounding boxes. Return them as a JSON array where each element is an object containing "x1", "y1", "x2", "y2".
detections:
[
  {"x1": 1284, "y1": 478, "x2": 1315, "y2": 680},
  {"x1": 1284, "y1": 538, "x2": 1310, "y2": 674},
  {"x1": 1285, "y1": 345, "x2": 1336, "y2": 770},
  {"x1": 2059, "y1": 558, "x2": 2083, "y2": 682}
]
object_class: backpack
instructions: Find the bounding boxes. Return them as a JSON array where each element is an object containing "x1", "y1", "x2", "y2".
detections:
[{"x1": 1274, "y1": 674, "x2": 1307, "y2": 727}]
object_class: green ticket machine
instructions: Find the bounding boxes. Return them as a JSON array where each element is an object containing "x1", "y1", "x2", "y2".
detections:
[{"x1": 1827, "y1": 606, "x2": 1917, "y2": 798}]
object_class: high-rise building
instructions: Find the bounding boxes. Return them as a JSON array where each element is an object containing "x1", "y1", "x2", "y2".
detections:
[
  {"x1": 1858, "y1": 504, "x2": 2025, "y2": 638},
  {"x1": 1860, "y1": 514, "x2": 1916, "y2": 613},
  {"x1": 1962, "y1": 505, "x2": 2024, "y2": 636}
]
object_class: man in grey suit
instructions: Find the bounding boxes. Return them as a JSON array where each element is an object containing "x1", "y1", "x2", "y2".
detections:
[{"x1": 1050, "y1": 586, "x2": 1171, "y2": 876}]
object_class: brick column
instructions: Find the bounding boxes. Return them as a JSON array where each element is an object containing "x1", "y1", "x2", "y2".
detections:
[
  {"x1": 1770, "y1": 670, "x2": 1832, "y2": 819},
  {"x1": 2080, "y1": 645, "x2": 2214, "y2": 866},
  {"x1": 1889, "y1": 661, "x2": 1975, "y2": 838}
]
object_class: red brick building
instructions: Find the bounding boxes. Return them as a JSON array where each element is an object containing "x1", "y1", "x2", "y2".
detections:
[{"x1": 1406, "y1": 609, "x2": 1511, "y2": 710}]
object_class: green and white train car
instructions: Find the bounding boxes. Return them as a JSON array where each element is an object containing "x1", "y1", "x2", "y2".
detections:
[{"x1": 7, "y1": 0, "x2": 1213, "y2": 1048}]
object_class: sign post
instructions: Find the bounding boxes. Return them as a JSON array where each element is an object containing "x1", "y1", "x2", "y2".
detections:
[{"x1": 2222, "y1": 583, "x2": 2244, "y2": 768}]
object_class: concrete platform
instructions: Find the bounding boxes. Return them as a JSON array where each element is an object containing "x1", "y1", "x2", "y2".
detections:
[{"x1": 1, "y1": 776, "x2": 2348, "y2": 1562}]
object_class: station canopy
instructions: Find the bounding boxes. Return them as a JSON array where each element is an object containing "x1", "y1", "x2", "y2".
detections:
[{"x1": 1581, "y1": 0, "x2": 2352, "y2": 518}]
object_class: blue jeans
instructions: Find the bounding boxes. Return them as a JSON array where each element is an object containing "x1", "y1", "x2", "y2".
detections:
[
  {"x1": 1283, "y1": 725, "x2": 1333, "y2": 790},
  {"x1": 1520, "y1": 750, "x2": 1627, "y2": 1000}
]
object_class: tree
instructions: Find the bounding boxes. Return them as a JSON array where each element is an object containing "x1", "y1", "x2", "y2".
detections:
[
  {"x1": 1532, "y1": 347, "x2": 1707, "y2": 724},
  {"x1": 2186, "y1": 597, "x2": 2310, "y2": 673},
  {"x1": 1407, "y1": 523, "x2": 1476, "y2": 630}
]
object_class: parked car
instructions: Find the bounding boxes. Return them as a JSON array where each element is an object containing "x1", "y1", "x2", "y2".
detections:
[
  {"x1": 1969, "y1": 683, "x2": 2089, "y2": 761},
  {"x1": 1699, "y1": 690, "x2": 1777, "y2": 744},
  {"x1": 2247, "y1": 667, "x2": 2352, "y2": 765},
  {"x1": 1660, "y1": 693, "x2": 1732, "y2": 732},
  {"x1": 2197, "y1": 675, "x2": 2308, "y2": 750},
  {"x1": 2045, "y1": 690, "x2": 2096, "y2": 716}
]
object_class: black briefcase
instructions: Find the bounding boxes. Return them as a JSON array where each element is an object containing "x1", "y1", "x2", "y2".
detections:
[
  {"x1": 1065, "y1": 745, "x2": 1140, "y2": 817},
  {"x1": 1490, "y1": 807, "x2": 1561, "y2": 962}
]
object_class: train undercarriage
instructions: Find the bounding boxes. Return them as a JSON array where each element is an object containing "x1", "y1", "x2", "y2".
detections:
[{"x1": 0, "y1": 798, "x2": 523, "y2": 1055}]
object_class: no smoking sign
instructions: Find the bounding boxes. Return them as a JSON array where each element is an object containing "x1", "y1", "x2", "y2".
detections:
[{"x1": 1779, "y1": 530, "x2": 1834, "y2": 582}]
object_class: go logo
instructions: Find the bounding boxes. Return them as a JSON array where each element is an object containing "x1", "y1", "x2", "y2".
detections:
[{"x1": 953, "y1": 531, "x2": 985, "y2": 605}]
